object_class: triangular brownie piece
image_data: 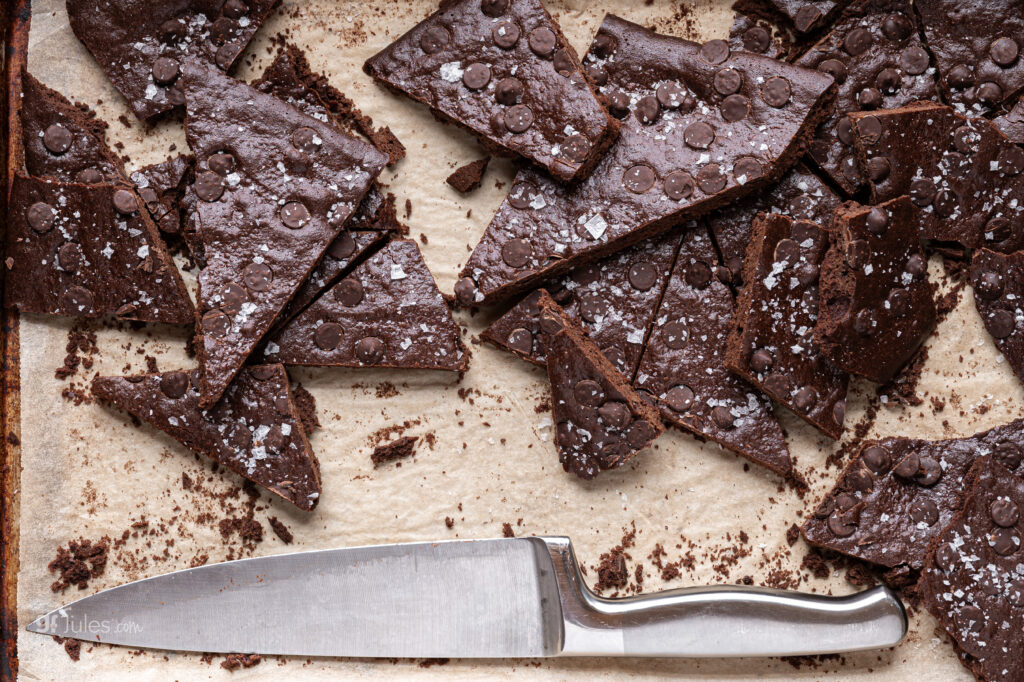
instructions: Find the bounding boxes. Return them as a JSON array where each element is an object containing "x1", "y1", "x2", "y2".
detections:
[
  {"x1": 20, "y1": 70, "x2": 126, "y2": 183},
  {"x1": 183, "y1": 61, "x2": 387, "y2": 407},
  {"x1": 919, "y1": 457, "x2": 1024, "y2": 682},
  {"x1": 363, "y1": 0, "x2": 618, "y2": 183},
  {"x1": 66, "y1": 0, "x2": 279, "y2": 120},
  {"x1": 4, "y1": 172, "x2": 193, "y2": 324},
  {"x1": 971, "y1": 249, "x2": 1024, "y2": 385},
  {"x1": 264, "y1": 240, "x2": 467, "y2": 371},
  {"x1": 454, "y1": 14, "x2": 835, "y2": 306},
  {"x1": 802, "y1": 419, "x2": 1024, "y2": 571},
  {"x1": 794, "y1": 0, "x2": 937, "y2": 195},
  {"x1": 726, "y1": 213, "x2": 849, "y2": 439},
  {"x1": 92, "y1": 364, "x2": 321, "y2": 511},
  {"x1": 536, "y1": 292, "x2": 664, "y2": 480},
  {"x1": 814, "y1": 196, "x2": 936, "y2": 384},
  {"x1": 849, "y1": 101, "x2": 1024, "y2": 251},
  {"x1": 634, "y1": 225, "x2": 792, "y2": 476},
  {"x1": 707, "y1": 163, "x2": 840, "y2": 287},
  {"x1": 481, "y1": 231, "x2": 682, "y2": 378}
]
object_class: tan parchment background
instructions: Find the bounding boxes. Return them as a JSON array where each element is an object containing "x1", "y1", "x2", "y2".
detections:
[{"x1": 15, "y1": 0, "x2": 1022, "y2": 679}]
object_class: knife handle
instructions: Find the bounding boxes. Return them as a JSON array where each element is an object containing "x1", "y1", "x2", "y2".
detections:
[{"x1": 537, "y1": 537, "x2": 908, "y2": 658}]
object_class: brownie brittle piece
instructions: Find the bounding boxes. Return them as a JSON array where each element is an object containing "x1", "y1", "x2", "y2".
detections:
[
  {"x1": 364, "y1": 0, "x2": 617, "y2": 183},
  {"x1": 481, "y1": 230, "x2": 682, "y2": 378},
  {"x1": 447, "y1": 157, "x2": 491, "y2": 193},
  {"x1": 183, "y1": 61, "x2": 387, "y2": 407},
  {"x1": 4, "y1": 173, "x2": 193, "y2": 324},
  {"x1": 454, "y1": 14, "x2": 835, "y2": 306},
  {"x1": 802, "y1": 419, "x2": 1024, "y2": 571},
  {"x1": 66, "y1": 0, "x2": 279, "y2": 121},
  {"x1": 916, "y1": 0, "x2": 1024, "y2": 112},
  {"x1": 995, "y1": 97, "x2": 1024, "y2": 144},
  {"x1": 726, "y1": 214, "x2": 849, "y2": 438},
  {"x1": 20, "y1": 70, "x2": 125, "y2": 183},
  {"x1": 850, "y1": 102, "x2": 1024, "y2": 251},
  {"x1": 92, "y1": 364, "x2": 321, "y2": 511},
  {"x1": 795, "y1": 0, "x2": 937, "y2": 195},
  {"x1": 971, "y1": 249, "x2": 1024, "y2": 385},
  {"x1": 536, "y1": 292, "x2": 664, "y2": 480},
  {"x1": 814, "y1": 196, "x2": 936, "y2": 384},
  {"x1": 920, "y1": 457, "x2": 1024, "y2": 682},
  {"x1": 634, "y1": 226, "x2": 792, "y2": 476},
  {"x1": 707, "y1": 164, "x2": 841, "y2": 287},
  {"x1": 265, "y1": 240, "x2": 467, "y2": 372}
]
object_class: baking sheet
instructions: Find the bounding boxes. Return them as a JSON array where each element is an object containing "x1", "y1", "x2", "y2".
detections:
[{"x1": 14, "y1": 0, "x2": 1020, "y2": 679}]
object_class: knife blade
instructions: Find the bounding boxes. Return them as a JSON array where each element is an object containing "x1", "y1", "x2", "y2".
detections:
[{"x1": 27, "y1": 536, "x2": 907, "y2": 658}]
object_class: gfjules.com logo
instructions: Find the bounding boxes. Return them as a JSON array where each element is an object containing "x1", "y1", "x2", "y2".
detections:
[{"x1": 35, "y1": 610, "x2": 143, "y2": 636}]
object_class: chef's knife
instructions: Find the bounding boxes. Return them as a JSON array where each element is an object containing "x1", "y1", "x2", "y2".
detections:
[{"x1": 27, "y1": 536, "x2": 907, "y2": 658}]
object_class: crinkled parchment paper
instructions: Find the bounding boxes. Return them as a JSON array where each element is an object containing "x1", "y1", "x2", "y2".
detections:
[{"x1": 16, "y1": 0, "x2": 1019, "y2": 679}]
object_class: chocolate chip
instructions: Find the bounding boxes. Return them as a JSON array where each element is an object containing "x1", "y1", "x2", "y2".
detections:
[
  {"x1": 656, "y1": 81, "x2": 687, "y2": 109},
  {"x1": 984, "y1": 215, "x2": 1010, "y2": 242},
  {"x1": 853, "y1": 308, "x2": 874, "y2": 335},
  {"x1": 827, "y1": 509, "x2": 858, "y2": 537},
  {"x1": 480, "y1": 0, "x2": 507, "y2": 17},
  {"x1": 463, "y1": 62, "x2": 491, "y2": 90},
  {"x1": 553, "y1": 49, "x2": 575, "y2": 76},
  {"x1": 847, "y1": 464, "x2": 874, "y2": 492},
  {"x1": 833, "y1": 400, "x2": 846, "y2": 427},
  {"x1": 684, "y1": 121, "x2": 715, "y2": 149},
  {"x1": 734, "y1": 156, "x2": 763, "y2": 182},
  {"x1": 894, "y1": 451, "x2": 921, "y2": 479},
  {"x1": 818, "y1": 59, "x2": 847, "y2": 84},
  {"x1": 562, "y1": 134, "x2": 590, "y2": 163},
  {"x1": 222, "y1": 0, "x2": 248, "y2": 19},
  {"x1": 508, "y1": 181, "x2": 538, "y2": 209},
  {"x1": 598, "y1": 401, "x2": 631, "y2": 430},
  {"x1": 989, "y1": 527, "x2": 1021, "y2": 556},
  {"x1": 538, "y1": 309, "x2": 563, "y2": 335},
  {"x1": 112, "y1": 189, "x2": 138, "y2": 215},
  {"x1": 528, "y1": 27, "x2": 556, "y2": 57},
  {"x1": 326, "y1": 232, "x2": 356, "y2": 261},
  {"x1": 843, "y1": 28, "x2": 872, "y2": 56},
  {"x1": 215, "y1": 43, "x2": 239, "y2": 70},
  {"x1": 494, "y1": 77, "x2": 523, "y2": 105},
  {"x1": 572, "y1": 379, "x2": 603, "y2": 407},
  {"x1": 663, "y1": 171, "x2": 695, "y2": 200},
  {"x1": 242, "y1": 262, "x2": 273, "y2": 292},
  {"x1": 507, "y1": 328, "x2": 533, "y2": 355},
  {"x1": 793, "y1": 386, "x2": 817, "y2": 412},
  {"x1": 978, "y1": 81, "x2": 1003, "y2": 104},
  {"x1": 26, "y1": 202, "x2": 55, "y2": 233},
  {"x1": 314, "y1": 322, "x2": 343, "y2": 351},
  {"x1": 994, "y1": 441, "x2": 1022, "y2": 470},
  {"x1": 492, "y1": 20, "x2": 520, "y2": 49},
  {"x1": 291, "y1": 126, "x2": 320, "y2": 153},
  {"x1": 662, "y1": 320, "x2": 688, "y2": 349},
  {"x1": 608, "y1": 91, "x2": 630, "y2": 118},
  {"x1": 774, "y1": 238, "x2": 799, "y2": 264},
  {"x1": 576, "y1": 293, "x2": 607, "y2": 322},
  {"x1": 57, "y1": 242, "x2": 83, "y2": 273},
  {"x1": 947, "y1": 64, "x2": 974, "y2": 89},
  {"x1": 750, "y1": 348, "x2": 773, "y2": 374},
  {"x1": 814, "y1": 496, "x2": 835, "y2": 519},
  {"x1": 699, "y1": 39, "x2": 729, "y2": 64},
  {"x1": 280, "y1": 201, "x2": 309, "y2": 229},
  {"x1": 625, "y1": 421, "x2": 657, "y2": 449},
  {"x1": 355, "y1": 336, "x2": 385, "y2": 363},
  {"x1": 160, "y1": 371, "x2": 189, "y2": 399},
  {"x1": 634, "y1": 95, "x2": 660, "y2": 125},
  {"x1": 151, "y1": 56, "x2": 180, "y2": 85},
  {"x1": 866, "y1": 207, "x2": 889, "y2": 234},
  {"x1": 249, "y1": 365, "x2": 276, "y2": 381},
  {"x1": 591, "y1": 32, "x2": 617, "y2": 58},
  {"x1": 900, "y1": 45, "x2": 930, "y2": 75},
  {"x1": 763, "y1": 373, "x2": 791, "y2": 396},
  {"x1": 991, "y1": 497, "x2": 1020, "y2": 527},
  {"x1": 990, "y1": 37, "x2": 1019, "y2": 67},
  {"x1": 504, "y1": 105, "x2": 534, "y2": 133},
  {"x1": 218, "y1": 283, "x2": 247, "y2": 315},
  {"x1": 195, "y1": 171, "x2": 225, "y2": 202},
  {"x1": 665, "y1": 385, "x2": 694, "y2": 412},
  {"x1": 685, "y1": 261, "x2": 712, "y2": 289},
  {"x1": 42, "y1": 123, "x2": 72, "y2": 154},
  {"x1": 986, "y1": 308, "x2": 1016, "y2": 338},
  {"x1": 997, "y1": 146, "x2": 1024, "y2": 176},
  {"x1": 711, "y1": 405, "x2": 735, "y2": 429},
  {"x1": 876, "y1": 68, "x2": 901, "y2": 96},
  {"x1": 696, "y1": 164, "x2": 727, "y2": 194},
  {"x1": 501, "y1": 238, "x2": 532, "y2": 267},
  {"x1": 886, "y1": 287, "x2": 910, "y2": 317},
  {"x1": 862, "y1": 445, "x2": 891, "y2": 474},
  {"x1": 742, "y1": 26, "x2": 771, "y2": 53},
  {"x1": 713, "y1": 68, "x2": 742, "y2": 95},
  {"x1": 202, "y1": 310, "x2": 230, "y2": 337},
  {"x1": 420, "y1": 25, "x2": 450, "y2": 53},
  {"x1": 972, "y1": 268, "x2": 1002, "y2": 299},
  {"x1": 909, "y1": 499, "x2": 939, "y2": 526},
  {"x1": 762, "y1": 77, "x2": 791, "y2": 107},
  {"x1": 720, "y1": 94, "x2": 750, "y2": 121},
  {"x1": 208, "y1": 152, "x2": 235, "y2": 175},
  {"x1": 585, "y1": 65, "x2": 608, "y2": 86},
  {"x1": 454, "y1": 277, "x2": 477, "y2": 304},
  {"x1": 915, "y1": 456, "x2": 943, "y2": 486},
  {"x1": 76, "y1": 167, "x2": 104, "y2": 184},
  {"x1": 329, "y1": 277, "x2": 362, "y2": 308},
  {"x1": 865, "y1": 156, "x2": 891, "y2": 181},
  {"x1": 934, "y1": 542, "x2": 957, "y2": 572},
  {"x1": 628, "y1": 262, "x2": 657, "y2": 290},
  {"x1": 623, "y1": 164, "x2": 656, "y2": 193}
]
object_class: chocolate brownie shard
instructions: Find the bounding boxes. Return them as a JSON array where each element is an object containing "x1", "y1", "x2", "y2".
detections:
[
  {"x1": 995, "y1": 97, "x2": 1024, "y2": 144},
  {"x1": 814, "y1": 196, "x2": 936, "y2": 384},
  {"x1": 734, "y1": 0, "x2": 851, "y2": 36},
  {"x1": 363, "y1": 0, "x2": 618, "y2": 183},
  {"x1": 455, "y1": 14, "x2": 836, "y2": 306},
  {"x1": 264, "y1": 240, "x2": 467, "y2": 372},
  {"x1": 971, "y1": 249, "x2": 1024, "y2": 385},
  {"x1": 536, "y1": 292, "x2": 664, "y2": 480},
  {"x1": 802, "y1": 419, "x2": 1024, "y2": 571},
  {"x1": 4, "y1": 173, "x2": 194, "y2": 324},
  {"x1": 447, "y1": 157, "x2": 490, "y2": 193},
  {"x1": 20, "y1": 70, "x2": 126, "y2": 183},
  {"x1": 634, "y1": 226, "x2": 792, "y2": 476},
  {"x1": 726, "y1": 214, "x2": 849, "y2": 438},
  {"x1": 66, "y1": 0, "x2": 279, "y2": 121},
  {"x1": 707, "y1": 163, "x2": 841, "y2": 287},
  {"x1": 916, "y1": 0, "x2": 1024, "y2": 113},
  {"x1": 850, "y1": 101, "x2": 1024, "y2": 251},
  {"x1": 183, "y1": 61, "x2": 387, "y2": 407},
  {"x1": 481, "y1": 231, "x2": 682, "y2": 378},
  {"x1": 920, "y1": 457, "x2": 1024, "y2": 682},
  {"x1": 794, "y1": 0, "x2": 937, "y2": 195},
  {"x1": 131, "y1": 154, "x2": 194, "y2": 238},
  {"x1": 91, "y1": 364, "x2": 321, "y2": 511}
]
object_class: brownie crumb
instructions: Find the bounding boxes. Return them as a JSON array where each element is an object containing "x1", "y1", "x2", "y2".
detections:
[
  {"x1": 371, "y1": 436, "x2": 418, "y2": 467},
  {"x1": 446, "y1": 157, "x2": 490, "y2": 193},
  {"x1": 53, "y1": 636, "x2": 81, "y2": 661},
  {"x1": 800, "y1": 549, "x2": 831, "y2": 580},
  {"x1": 785, "y1": 523, "x2": 800, "y2": 546},
  {"x1": 596, "y1": 553, "x2": 629, "y2": 591},
  {"x1": 55, "y1": 324, "x2": 98, "y2": 381},
  {"x1": 221, "y1": 653, "x2": 261, "y2": 671},
  {"x1": 501, "y1": 522, "x2": 514, "y2": 537},
  {"x1": 268, "y1": 517, "x2": 293, "y2": 544},
  {"x1": 48, "y1": 537, "x2": 109, "y2": 592},
  {"x1": 291, "y1": 383, "x2": 320, "y2": 434},
  {"x1": 445, "y1": 516, "x2": 455, "y2": 529},
  {"x1": 418, "y1": 658, "x2": 449, "y2": 668}
]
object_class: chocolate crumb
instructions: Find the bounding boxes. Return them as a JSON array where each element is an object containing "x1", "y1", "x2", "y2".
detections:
[
  {"x1": 502, "y1": 522, "x2": 514, "y2": 537},
  {"x1": 371, "y1": 436, "x2": 418, "y2": 467},
  {"x1": 445, "y1": 516, "x2": 455, "y2": 529},
  {"x1": 446, "y1": 157, "x2": 490, "y2": 193},
  {"x1": 53, "y1": 636, "x2": 81, "y2": 661},
  {"x1": 221, "y1": 653, "x2": 261, "y2": 670},
  {"x1": 48, "y1": 537, "x2": 109, "y2": 592},
  {"x1": 268, "y1": 517, "x2": 293, "y2": 544}
]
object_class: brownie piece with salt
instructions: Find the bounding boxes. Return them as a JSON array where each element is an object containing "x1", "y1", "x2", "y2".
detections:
[
  {"x1": 734, "y1": 0, "x2": 852, "y2": 36},
  {"x1": 726, "y1": 214, "x2": 849, "y2": 439},
  {"x1": 971, "y1": 249, "x2": 1024, "y2": 386},
  {"x1": 453, "y1": 14, "x2": 836, "y2": 307},
  {"x1": 634, "y1": 226, "x2": 792, "y2": 477}
]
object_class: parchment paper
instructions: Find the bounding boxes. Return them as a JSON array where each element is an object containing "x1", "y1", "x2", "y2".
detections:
[{"x1": 16, "y1": 1, "x2": 1022, "y2": 679}]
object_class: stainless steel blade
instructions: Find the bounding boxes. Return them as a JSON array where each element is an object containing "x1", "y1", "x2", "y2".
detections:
[{"x1": 26, "y1": 537, "x2": 564, "y2": 658}]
